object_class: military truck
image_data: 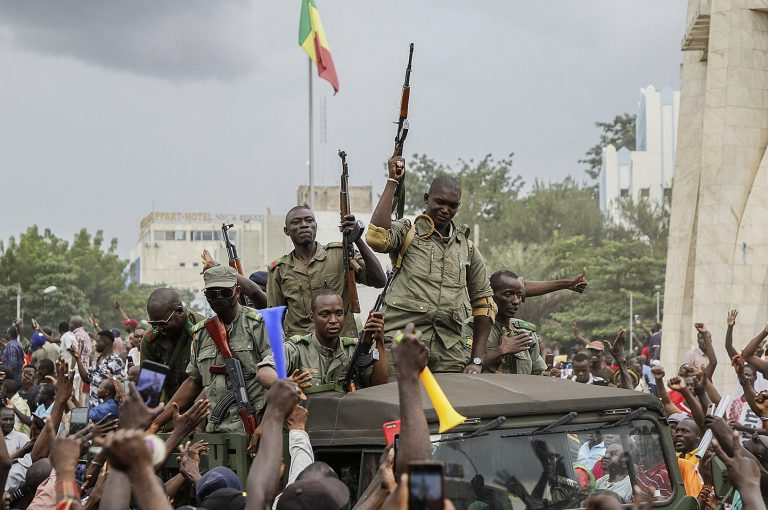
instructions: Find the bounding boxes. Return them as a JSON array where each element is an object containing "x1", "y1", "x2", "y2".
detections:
[{"x1": 302, "y1": 374, "x2": 705, "y2": 510}]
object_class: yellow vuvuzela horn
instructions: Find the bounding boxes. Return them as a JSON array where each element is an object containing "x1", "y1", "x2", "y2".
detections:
[
  {"x1": 419, "y1": 367, "x2": 467, "y2": 433},
  {"x1": 395, "y1": 333, "x2": 466, "y2": 433}
]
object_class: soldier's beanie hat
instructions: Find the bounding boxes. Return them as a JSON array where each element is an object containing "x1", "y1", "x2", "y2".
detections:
[
  {"x1": 203, "y1": 265, "x2": 238, "y2": 289},
  {"x1": 200, "y1": 487, "x2": 246, "y2": 509},
  {"x1": 276, "y1": 478, "x2": 350, "y2": 510},
  {"x1": 249, "y1": 271, "x2": 268, "y2": 286},
  {"x1": 196, "y1": 466, "x2": 241, "y2": 503}
]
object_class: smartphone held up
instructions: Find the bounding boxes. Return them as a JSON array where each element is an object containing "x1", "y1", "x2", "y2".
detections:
[{"x1": 136, "y1": 361, "x2": 169, "y2": 407}]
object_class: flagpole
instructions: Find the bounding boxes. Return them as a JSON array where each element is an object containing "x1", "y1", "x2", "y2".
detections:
[{"x1": 308, "y1": 57, "x2": 314, "y2": 210}]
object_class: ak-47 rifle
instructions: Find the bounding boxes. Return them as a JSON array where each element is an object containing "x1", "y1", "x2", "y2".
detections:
[
  {"x1": 391, "y1": 43, "x2": 414, "y2": 220},
  {"x1": 338, "y1": 150, "x2": 364, "y2": 314},
  {"x1": 205, "y1": 317, "x2": 258, "y2": 436},
  {"x1": 221, "y1": 223, "x2": 251, "y2": 306},
  {"x1": 342, "y1": 269, "x2": 397, "y2": 392}
]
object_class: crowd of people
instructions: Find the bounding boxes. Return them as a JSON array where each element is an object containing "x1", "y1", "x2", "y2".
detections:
[{"x1": 0, "y1": 157, "x2": 764, "y2": 509}]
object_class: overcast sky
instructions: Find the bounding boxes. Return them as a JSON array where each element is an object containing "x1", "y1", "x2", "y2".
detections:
[{"x1": 0, "y1": 1, "x2": 685, "y2": 258}]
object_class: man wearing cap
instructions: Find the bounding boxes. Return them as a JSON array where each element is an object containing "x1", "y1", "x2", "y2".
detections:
[
  {"x1": 257, "y1": 290, "x2": 389, "y2": 393},
  {"x1": 153, "y1": 265, "x2": 271, "y2": 433},
  {"x1": 267, "y1": 206, "x2": 386, "y2": 338},
  {"x1": 462, "y1": 270, "x2": 565, "y2": 375},
  {"x1": 587, "y1": 341, "x2": 615, "y2": 381},
  {"x1": 141, "y1": 288, "x2": 204, "y2": 401}
]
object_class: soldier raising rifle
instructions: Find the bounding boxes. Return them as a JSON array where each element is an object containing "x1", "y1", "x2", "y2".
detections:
[{"x1": 267, "y1": 200, "x2": 386, "y2": 339}]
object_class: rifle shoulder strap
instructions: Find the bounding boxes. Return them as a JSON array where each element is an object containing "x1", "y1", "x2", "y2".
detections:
[{"x1": 394, "y1": 222, "x2": 417, "y2": 270}]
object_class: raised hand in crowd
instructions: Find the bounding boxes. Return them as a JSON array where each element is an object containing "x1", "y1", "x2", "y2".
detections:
[
  {"x1": 712, "y1": 431, "x2": 763, "y2": 509},
  {"x1": 569, "y1": 268, "x2": 588, "y2": 293},
  {"x1": 50, "y1": 436, "x2": 84, "y2": 510},
  {"x1": 605, "y1": 329, "x2": 634, "y2": 390},
  {"x1": 354, "y1": 446, "x2": 397, "y2": 510},
  {"x1": 246, "y1": 378, "x2": 302, "y2": 508},
  {"x1": 177, "y1": 440, "x2": 208, "y2": 485},
  {"x1": 102, "y1": 429, "x2": 172, "y2": 510},
  {"x1": 119, "y1": 381, "x2": 164, "y2": 430},
  {"x1": 725, "y1": 309, "x2": 739, "y2": 359},
  {"x1": 392, "y1": 324, "x2": 431, "y2": 478}
]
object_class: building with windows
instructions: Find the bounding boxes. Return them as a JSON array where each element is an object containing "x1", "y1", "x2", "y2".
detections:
[
  {"x1": 126, "y1": 212, "x2": 289, "y2": 291},
  {"x1": 126, "y1": 185, "x2": 377, "y2": 297},
  {"x1": 599, "y1": 85, "x2": 680, "y2": 220}
]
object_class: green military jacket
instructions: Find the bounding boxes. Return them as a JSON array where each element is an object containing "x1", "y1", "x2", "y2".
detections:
[
  {"x1": 257, "y1": 332, "x2": 367, "y2": 393},
  {"x1": 370, "y1": 217, "x2": 492, "y2": 350},
  {"x1": 186, "y1": 306, "x2": 270, "y2": 433},
  {"x1": 140, "y1": 309, "x2": 204, "y2": 400},
  {"x1": 462, "y1": 317, "x2": 547, "y2": 375},
  {"x1": 267, "y1": 242, "x2": 368, "y2": 338}
]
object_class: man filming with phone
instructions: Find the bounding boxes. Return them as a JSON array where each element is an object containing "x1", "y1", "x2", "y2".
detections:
[
  {"x1": 152, "y1": 265, "x2": 271, "y2": 433},
  {"x1": 141, "y1": 288, "x2": 204, "y2": 401}
]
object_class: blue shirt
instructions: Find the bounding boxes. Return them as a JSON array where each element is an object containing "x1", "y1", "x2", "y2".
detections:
[
  {"x1": 88, "y1": 399, "x2": 119, "y2": 422},
  {"x1": 34, "y1": 402, "x2": 54, "y2": 419},
  {"x1": 2, "y1": 339, "x2": 24, "y2": 383}
]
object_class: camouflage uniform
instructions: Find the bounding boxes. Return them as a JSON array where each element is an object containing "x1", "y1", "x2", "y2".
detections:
[
  {"x1": 267, "y1": 242, "x2": 368, "y2": 338},
  {"x1": 462, "y1": 317, "x2": 547, "y2": 375},
  {"x1": 187, "y1": 306, "x2": 271, "y2": 432},
  {"x1": 140, "y1": 309, "x2": 204, "y2": 400},
  {"x1": 366, "y1": 216, "x2": 494, "y2": 372},
  {"x1": 258, "y1": 332, "x2": 369, "y2": 393}
]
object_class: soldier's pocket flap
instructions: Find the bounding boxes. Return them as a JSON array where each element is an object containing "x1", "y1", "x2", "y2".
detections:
[
  {"x1": 197, "y1": 345, "x2": 217, "y2": 362},
  {"x1": 385, "y1": 297, "x2": 435, "y2": 315}
]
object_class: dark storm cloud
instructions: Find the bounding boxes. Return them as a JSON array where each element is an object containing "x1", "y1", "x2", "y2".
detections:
[{"x1": 0, "y1": 1, "x2": 260, "y2": 80}]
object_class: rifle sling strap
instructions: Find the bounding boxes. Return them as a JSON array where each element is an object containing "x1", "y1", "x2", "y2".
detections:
[{"x1": 394, "y1": 222, "x2": 417, "y2": 271}]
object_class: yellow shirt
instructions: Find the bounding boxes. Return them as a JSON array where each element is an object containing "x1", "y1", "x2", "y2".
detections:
[{"x1": 10, "y1": 393, "x2": 30, "y2": 436}]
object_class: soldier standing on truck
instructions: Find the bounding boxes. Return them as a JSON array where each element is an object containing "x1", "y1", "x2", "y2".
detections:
[
  {"x1": 267, "y1": 206, "x2": 386, "y2": 338},
  {"x1": 366, "y1": 157, "x2": 495, "y2": 375},
  {"x1": 151, "y1": 265, "x2": 270, "y2": 433}
]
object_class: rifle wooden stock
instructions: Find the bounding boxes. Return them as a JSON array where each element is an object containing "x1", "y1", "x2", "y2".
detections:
[
  {"x1": 339, "y1": 150, "x2": 361, "y2": 313},
  {"x1": 399, "y1": 88, "x2": 410, "y2": 119},
  {"x1": 392, "y1": 43, "x2": 414, "y2": 219}
]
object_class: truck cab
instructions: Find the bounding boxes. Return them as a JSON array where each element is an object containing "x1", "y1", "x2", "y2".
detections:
[{"x1": 303, "y1": 374, "x2": 703, "y2": 510}]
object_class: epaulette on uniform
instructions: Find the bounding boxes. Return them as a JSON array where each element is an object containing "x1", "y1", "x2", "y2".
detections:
[
  {"x1": 245, "y1": 309, "x2": 263, "y2": 323},
  {"x1": 269, "y1": 257, "x2": 285, "y2": 271},
  {"x1": 511, "y1": 319, "x2": 537, "y2": 332},
  {"x1": 142, "y1": 328, "x2": 158, "y2": 344},
  {"x1": 325, "y1": 242, "x2": 343, "y2": 248},
  {"x1": 191, "y1": 320, "x2": 206, "y2": 334},
  {"x1": 290, "y1": 334, "x2": 307, "y2": 344},
  {"x1": 341, "y1": 336, "x2": 358, "y2": 347}
]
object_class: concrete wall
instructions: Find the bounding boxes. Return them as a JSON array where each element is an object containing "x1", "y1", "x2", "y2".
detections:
[{"x1": 663, "y1": 0, "x2": 768, "y2": 393}]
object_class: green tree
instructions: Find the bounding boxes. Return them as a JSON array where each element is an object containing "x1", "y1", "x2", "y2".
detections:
[
  {"x1": 607, "y1": 198, "x2": 670, "y2": 258},
  {"x1": 580, "y1": 113, "x2": 637, "y2": 180},
  {"x1": 495, "y1": 177, "x2": 606, "y2": 250},
  {"x1": 0, "y1": 226, "x2": 197, "y2": 336},
  {"x1": 402, "y1": 153, "x2": 523, "y2": 247}
]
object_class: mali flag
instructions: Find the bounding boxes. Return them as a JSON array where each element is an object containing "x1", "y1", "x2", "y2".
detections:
[{"x1": 299, "y1": 0, "x2": 339, "y2": 94}]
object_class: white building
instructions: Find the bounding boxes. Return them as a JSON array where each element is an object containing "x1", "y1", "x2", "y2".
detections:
[
  {"x1": 599, "y1": 85, "x2": 680, "y2": 220},
  {"x1": 126, "y1": 212, "x2": 286, "y2": 293}
]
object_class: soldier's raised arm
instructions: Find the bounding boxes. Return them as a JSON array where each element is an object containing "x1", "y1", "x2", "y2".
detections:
[{"x1": 368, "y1": 155, "x2": 406, "y2": 241}]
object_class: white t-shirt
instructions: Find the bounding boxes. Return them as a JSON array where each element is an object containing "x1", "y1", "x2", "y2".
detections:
[
  {"x1": 4, "y1": 429, "x2": 30, "y2": 456},
  {"x1": 59, "y1": 331, "x2": 76, "y2": 366},
  {"x1": 596, "y1": 474, "x2": 632, "y2": 502}
]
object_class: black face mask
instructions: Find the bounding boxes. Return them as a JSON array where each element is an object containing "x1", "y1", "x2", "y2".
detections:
[{"x1": 208, "y1": 297, "x2": 234, "y2": 314}]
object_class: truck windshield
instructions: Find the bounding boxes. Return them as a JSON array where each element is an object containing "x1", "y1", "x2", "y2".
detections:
[{"x1": 430, "y1": 418, "x2": 673, "y2": 510}]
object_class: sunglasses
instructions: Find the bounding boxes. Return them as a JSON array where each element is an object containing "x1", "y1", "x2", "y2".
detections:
[
  {"x1": 147, "y1": 305, "x2": 183, "y2": 327},
  {"x1": 204, "y1": 287, "x2": 237, "y2": 300}
]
